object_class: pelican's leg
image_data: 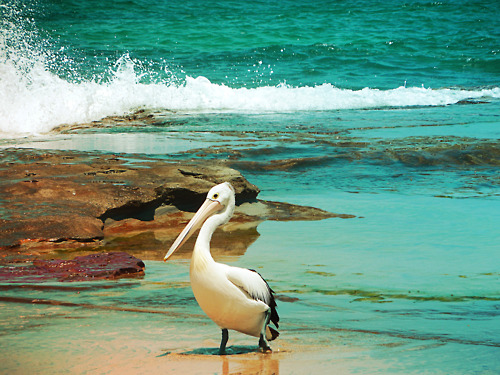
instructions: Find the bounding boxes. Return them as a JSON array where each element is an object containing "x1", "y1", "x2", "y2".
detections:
[
  {"x1": 219, "y1": 328, "x2": 229, "y2": 355},
  {"x1": 258, "y1": 309, "x2": 272, "y2": 352}
]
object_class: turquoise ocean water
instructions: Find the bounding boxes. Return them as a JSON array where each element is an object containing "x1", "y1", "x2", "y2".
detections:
[{"x1": 1, "y1": 1, "x2": 499, "y2": 373}]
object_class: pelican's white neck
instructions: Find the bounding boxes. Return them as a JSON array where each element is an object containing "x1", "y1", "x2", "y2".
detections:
[
  {"x1": 191, "y1": 211, "x2": 227, "y2": 270},
  {"x1": 190, "y1": 192, "x2": 235, "y2": 272},
  {"x1": 191, "y1": 204, "x2": 234, "y2": 268}
]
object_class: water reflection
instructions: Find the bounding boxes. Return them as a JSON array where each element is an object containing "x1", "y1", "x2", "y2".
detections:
[
  {"x1": 221, "y1": 353, "x2": 279, "y2": 375},
  {"x1": 101, "y1": 224, "x2": 261, "y2": 261},
  {"x1": 160, "y1": 345, "x2": 281, "y2": 375}
]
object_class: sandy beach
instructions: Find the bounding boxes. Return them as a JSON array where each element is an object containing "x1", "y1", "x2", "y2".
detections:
[{"x1": 0, "y1": 296, "x2": 391, "y2": 375}]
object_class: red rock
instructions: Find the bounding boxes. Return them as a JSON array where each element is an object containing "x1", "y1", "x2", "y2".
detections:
[{"x1": 0, "y1": 252, "x2": 145, "y2": 282}]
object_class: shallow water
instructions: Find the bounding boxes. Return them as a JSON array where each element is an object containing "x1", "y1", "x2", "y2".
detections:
[
  {"x1": 2, "y1": 112, "x2": 500, "y2": 373},
  {"x1": 1, "y1": 194, "x2": 499, "y2": 373}
]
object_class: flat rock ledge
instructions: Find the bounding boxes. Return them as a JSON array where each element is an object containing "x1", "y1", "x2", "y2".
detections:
[{"x1": 0, "y1": 148, "x2": 354, "y2": 262}]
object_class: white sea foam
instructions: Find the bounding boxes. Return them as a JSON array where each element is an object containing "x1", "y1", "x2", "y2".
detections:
[{"x1": 1, "y1": 54, "x2": 499, "y2": 137}]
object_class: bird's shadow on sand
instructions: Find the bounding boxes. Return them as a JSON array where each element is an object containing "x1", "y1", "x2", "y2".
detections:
[{"x1": 158, "y1": 346, "x2": 260, "y2": 357}]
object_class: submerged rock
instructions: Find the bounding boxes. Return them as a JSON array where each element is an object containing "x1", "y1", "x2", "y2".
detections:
[{"x1": 0, "y1": 252, "x2": 145, "y2": 282}]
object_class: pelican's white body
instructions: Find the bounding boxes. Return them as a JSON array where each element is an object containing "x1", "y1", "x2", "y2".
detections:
[{"x1": 190, "y1": 247, "x2": 272, "y2": 338}]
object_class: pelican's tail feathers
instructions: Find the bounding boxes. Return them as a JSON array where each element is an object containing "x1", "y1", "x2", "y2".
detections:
[{"x1": 266, "y1": 326, "x2": 280, "y2": 341}]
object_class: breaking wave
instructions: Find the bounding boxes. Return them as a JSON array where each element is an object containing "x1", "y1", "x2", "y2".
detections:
[{"x1": 2, "y1": 51, "x2": 499, "y2": 137}]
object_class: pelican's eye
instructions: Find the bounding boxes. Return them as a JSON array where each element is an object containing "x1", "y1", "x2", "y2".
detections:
[{"x1": 213, "y1": 193, "x2": 219, "y2": 200}]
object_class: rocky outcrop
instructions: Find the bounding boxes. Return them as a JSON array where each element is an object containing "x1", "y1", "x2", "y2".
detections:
[
  {"x1": 0, "y1": 148, "x2": 353, "y2": 261},
  {"x1": 0, "y1": 149, "x2": 258, "y2": 247}
]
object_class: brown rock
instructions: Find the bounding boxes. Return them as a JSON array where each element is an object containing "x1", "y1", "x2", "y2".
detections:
[
  {"x1": 0, "y1": 148, "x2": 354, "y2": 261},
  {"x1": 0, "y1": 215, "x2": 103, "y2": 246},
  {"x1": 0, "y1": 148, "x2": 259, "y2": 249}
]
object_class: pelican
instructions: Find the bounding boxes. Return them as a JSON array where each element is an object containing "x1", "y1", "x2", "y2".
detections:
[{"x1": 164, "y1": 182, "x2": 279, "y2": 354}]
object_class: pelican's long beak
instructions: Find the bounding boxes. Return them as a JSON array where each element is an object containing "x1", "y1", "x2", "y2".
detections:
[{"x1": 164, "y1": 199, "x2": 222, "y2": 261}]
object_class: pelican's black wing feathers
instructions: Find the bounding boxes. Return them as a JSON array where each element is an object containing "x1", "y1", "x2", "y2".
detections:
[
  {"x1": 224, "y1": 266, "x2": 280, "y2": 329},
  {"x1": 248, "y1": 269, "x2": 279, "y2": 329}
]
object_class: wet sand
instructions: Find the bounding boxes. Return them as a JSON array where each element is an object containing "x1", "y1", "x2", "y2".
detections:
[{"x1": 1, "y1": 323, "x2": 386, "y2": 375}]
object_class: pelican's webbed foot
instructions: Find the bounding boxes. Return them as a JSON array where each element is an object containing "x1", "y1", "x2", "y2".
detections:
[
  {"x1": 219, "y1": 328, "x2": 229, "y2": 355},
  {"x1": 259, "y1": 334, "x2": 272, "y2": 353}
]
